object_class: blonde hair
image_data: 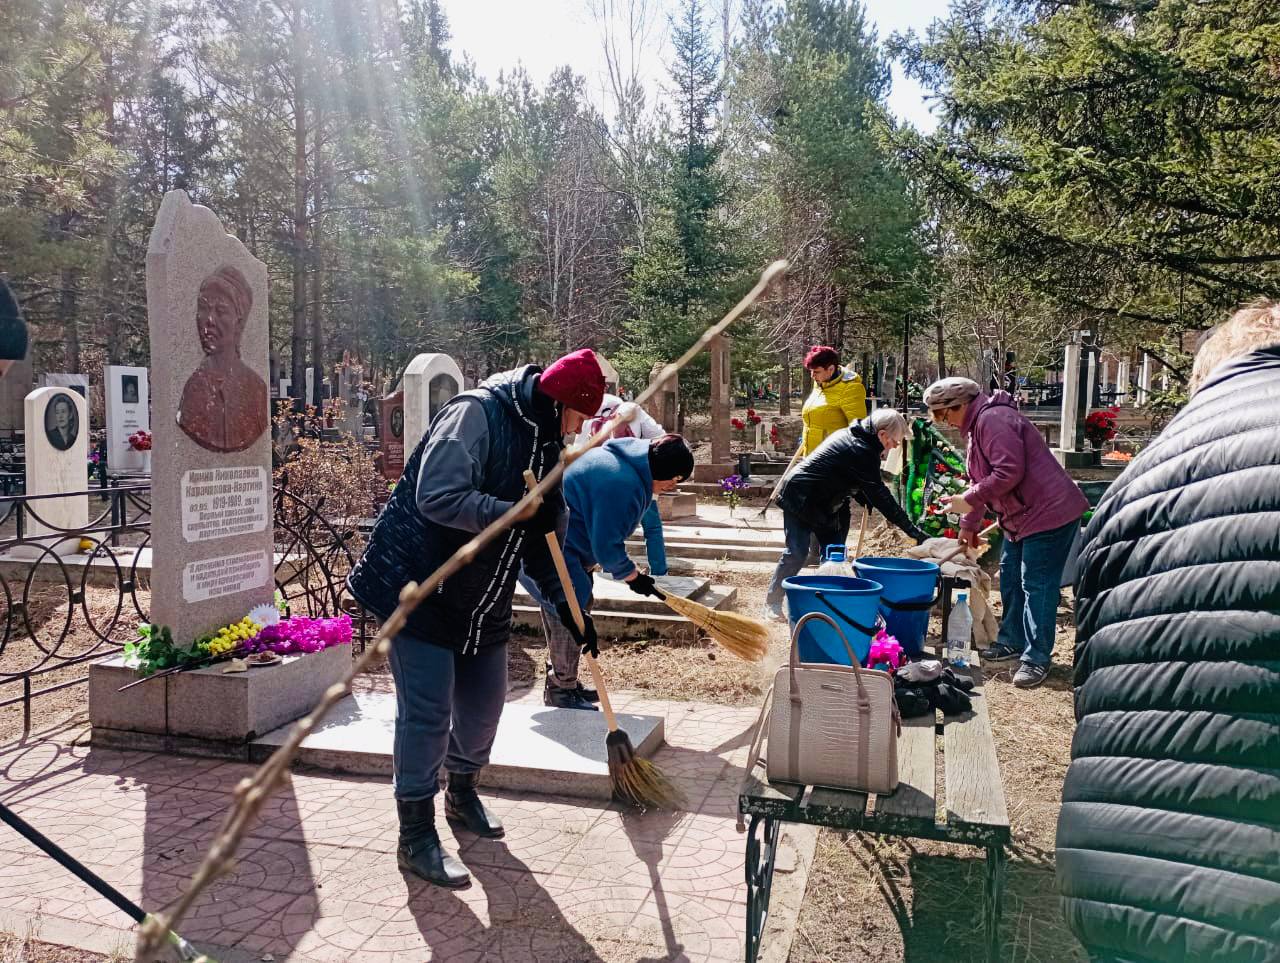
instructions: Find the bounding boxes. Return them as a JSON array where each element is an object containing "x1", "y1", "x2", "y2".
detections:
[{"x1": 1189, "y1": 300, "x2": 1280, "y2": 393}]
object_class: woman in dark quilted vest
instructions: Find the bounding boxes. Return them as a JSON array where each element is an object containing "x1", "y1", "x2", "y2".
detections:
[
  {"x1": 347, "y1": 349, "x2": 605, "y2": 889},
  {"x1": 1057, "y1": 303, "x2": 1280, "y2": 962}
]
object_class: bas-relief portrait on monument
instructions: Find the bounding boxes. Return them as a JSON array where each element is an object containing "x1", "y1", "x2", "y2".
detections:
[
  {"x1": 44, "y1": 391, "x2": 79, "y2": 451},
  {"x1": 389, "y1": 407, "x2": 404, "y2": 439},
  {"x1": 177, "y1": 265, "x2": 269, "y2": 453}
]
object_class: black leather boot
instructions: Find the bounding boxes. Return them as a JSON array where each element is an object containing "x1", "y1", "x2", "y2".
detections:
[
  {"x1": 444, "y1": 771, "x2": 505, "y2": 839},
  {"x1": 396, "y1": 798, "x2": 470, "y2": 888}
]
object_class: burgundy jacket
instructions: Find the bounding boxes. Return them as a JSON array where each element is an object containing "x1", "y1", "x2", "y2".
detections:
[{"x1": 959, "y1": 391, "x2": 1088, "y2": 540}]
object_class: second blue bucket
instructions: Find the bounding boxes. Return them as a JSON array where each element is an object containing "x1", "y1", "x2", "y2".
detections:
[
  {"x1": 853, "y1": 557, "x2": 940, "y2": 655},
  {"x1": 781, "y1": 575, "x2": 883, "y2": 666}
]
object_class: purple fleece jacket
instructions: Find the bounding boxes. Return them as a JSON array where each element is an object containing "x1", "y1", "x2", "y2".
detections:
[{"x1": 959, "y1": 391, "x2": 1088, "y2": 541}]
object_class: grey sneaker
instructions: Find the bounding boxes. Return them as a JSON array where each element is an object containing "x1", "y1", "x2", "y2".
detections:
[
  {"x1": 1013, "y1": 663, "x2": 1049, "y2": 688},
  {"x1": 762, "y1": 601, "x2": 787, "y2": 623},
  {"x1": 981, "y1": 644, "x2": 1021, "y2": 663}
]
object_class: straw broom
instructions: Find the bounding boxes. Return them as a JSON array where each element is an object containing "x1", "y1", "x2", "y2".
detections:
[
  {"x1": 647, "y1": 588, "x2": 769, "y2": 662},
  {"x1": 526, "y1": 475, "x2": 686, "y2": 811}
]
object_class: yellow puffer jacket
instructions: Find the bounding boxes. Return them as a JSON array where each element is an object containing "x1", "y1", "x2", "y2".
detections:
[{"x1": 801, "y1": 367, "x2": 867, "y2": 455}]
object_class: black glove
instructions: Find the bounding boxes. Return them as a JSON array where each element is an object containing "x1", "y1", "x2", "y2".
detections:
[
  {"x1": 908, "y1": 526, "x2": 927, "y2": 545},
  {"x1": 521, "y1": 496, "x2": 561, "y2": 536},
  {"x1": 852, "y1": 490, "x2": 869, "y2": 509},
  {"x1": 627, "y1": 572, "x2": 661, "y2": 598},
  {"x1": 555, "y1": 602, "x2": 598, "y2": 659}
]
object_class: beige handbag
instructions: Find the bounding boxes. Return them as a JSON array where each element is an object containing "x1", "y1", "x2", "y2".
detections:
[{"x1": 742, "y1": 611, "x2": 900, "y2": 801}]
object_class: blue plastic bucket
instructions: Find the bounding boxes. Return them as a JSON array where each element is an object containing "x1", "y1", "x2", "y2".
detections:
[
  {"x1": 852, "y1": 557, "x2": 940, "y2": 655},
  {"x1": 782, "y1": 575, "x2": 883, "y2": 666}
]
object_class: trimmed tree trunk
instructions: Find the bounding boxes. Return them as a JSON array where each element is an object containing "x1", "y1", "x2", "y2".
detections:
[{"x1": 289, "y1": 0, "x2": 308, "y2": 405}]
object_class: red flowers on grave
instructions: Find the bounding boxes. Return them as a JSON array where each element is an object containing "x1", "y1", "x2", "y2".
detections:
[
  {"x1": 731, "y1": 417, "x2": 746, "y2": 430},
  {"x1": 128, "y1": 430, "x2": 152, "y2": 452},
  {"x1": 769, "y1": 424, "x2": 781, "y2": 446},
  {"x1": 1084, "y1": 408, "x2": 1119, "y2": 448}
]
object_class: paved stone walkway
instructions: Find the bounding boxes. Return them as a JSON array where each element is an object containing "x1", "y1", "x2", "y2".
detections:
[{"x1": 0, "y1": 694, "x2": 811, "y2": 962}]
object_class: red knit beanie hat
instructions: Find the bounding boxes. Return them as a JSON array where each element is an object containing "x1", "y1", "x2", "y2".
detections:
[{"x1": 539, "y1": 348, "x2": 607, "y2": 416}]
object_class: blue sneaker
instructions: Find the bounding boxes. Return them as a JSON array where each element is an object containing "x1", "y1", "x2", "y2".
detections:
[{"x1": 981, "y1": 644, "x2": 1021, "y2": 662}]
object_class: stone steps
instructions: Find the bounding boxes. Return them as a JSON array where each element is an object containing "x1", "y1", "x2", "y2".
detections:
[
  {"x1": 249, "y1": 690, "x2": 664, "y2": 801},
  {"x1": 513, "y1": 584, "x2": 738, "y2": 639},
  {"x1": 628, "y1": 538, "x2": 779, "y2": 563}
]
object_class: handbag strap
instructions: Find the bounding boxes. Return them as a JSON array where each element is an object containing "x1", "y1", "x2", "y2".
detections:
[
  {"x1": 737, "y1": 682, "x2": 776, "y2": 834},
  {"x1": 788, "y1": 612, "x2": 870, "y2": 704}
]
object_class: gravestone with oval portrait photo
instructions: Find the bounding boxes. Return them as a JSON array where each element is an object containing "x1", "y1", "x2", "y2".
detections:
[{"x1": 19, "y1": 386, "x2": 89, "y2": 555}]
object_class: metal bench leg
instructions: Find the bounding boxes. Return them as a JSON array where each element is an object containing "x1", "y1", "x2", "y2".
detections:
[
  {"x1": 984, "y1": 842, "x2": 1006, "y2": 963},
  {"x1": 743, "y1": 814, "x2": 781, "y2": 963}
]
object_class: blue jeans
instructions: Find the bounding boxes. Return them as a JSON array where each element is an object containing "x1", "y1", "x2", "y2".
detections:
[
  {"x1": 766, "y1": 509, "x2": 846, "y2": 606},
  {"x1": 387, "y1": 631, "x2": 508, "y2": 801},
  {"x1": 640, "y1": 499, "x2": 667, "y2": 576},
  {"x1": 997, "y1": 519, "x2": 1080, "y2": 666}
]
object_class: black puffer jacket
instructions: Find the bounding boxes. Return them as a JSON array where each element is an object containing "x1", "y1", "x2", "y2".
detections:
[
  {"x1": 777, "y1": 419, "x2": 923, "y2": 541},
  {"x1": 1057, "y1": 346, "x2": 1280, "y2": 962},
  {"x1": 348, "y1": 365, "x2": 565, "y2": 653}
]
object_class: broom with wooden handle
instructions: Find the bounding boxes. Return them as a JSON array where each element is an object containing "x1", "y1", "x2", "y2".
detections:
[
  {"x1": 645, "y1": 586, "x2": 769, "y2": 662},
  {"x1": 525, "y1": 475, "x2": 685, "y2": 810}
]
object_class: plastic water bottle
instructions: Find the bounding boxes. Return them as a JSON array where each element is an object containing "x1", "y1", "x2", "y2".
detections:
[
  {"x1": 817, "y1": 544, "x2": 854, "y2": 577},
  {"x1": 946, "y1": 593, "x2": 973, "y2": 665}
]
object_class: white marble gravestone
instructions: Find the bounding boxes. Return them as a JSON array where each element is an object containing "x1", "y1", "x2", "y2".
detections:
[
  {"x1": 305, "y1": 368, "x2": 315, "y2": 408},
  {"x1": 1059, "y1": 339, "x2": 1083, "y2": 451},
  {"x1": 1116, "y1": 360, "x2": 1130, "y2": 405},
  {"x1": 22, "y1": 387, "x2": 88, "y2": 554},
  {"x1": 402, "y1": 353, "x2": 463, "y2": 453},
  {"x1": 1137, "y1": 354, "x2": 1153, "y2": 406},
  {"x1": 105, "y1": 365, "x2": 150, "y2": 474},
  {"x1": 147, "y1": 190, "x2": 274, "y2": 646}
]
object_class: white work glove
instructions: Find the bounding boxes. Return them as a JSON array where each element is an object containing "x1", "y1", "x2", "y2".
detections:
[{"x1": 941, "y1": 493, "x2": 973, "y2": 515}]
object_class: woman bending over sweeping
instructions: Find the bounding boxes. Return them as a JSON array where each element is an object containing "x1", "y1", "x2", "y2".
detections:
[
  {"x1": 923, "y1": 376, "x2": 1087, "y2": 689},
  {"x1": 520, "y1": 434, "x2": 695, "y2": 710},
  {"x1": 763, "y1": 408, "x2": 926, "y2": 622},
  {"x1": 575, "y1": 393, "x2": 671, "y2": 577}
]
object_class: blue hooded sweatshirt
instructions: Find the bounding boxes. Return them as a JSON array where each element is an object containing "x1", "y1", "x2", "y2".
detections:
[{"x1": 562, "y1": 437, "x2": 653, "y2": 607}]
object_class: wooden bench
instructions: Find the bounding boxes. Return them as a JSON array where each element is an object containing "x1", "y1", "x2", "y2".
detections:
[{"x1": 737, "y1": 636, "x2": 1011, "y2": 962}]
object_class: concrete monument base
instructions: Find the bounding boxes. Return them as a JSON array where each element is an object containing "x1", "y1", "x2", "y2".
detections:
[
  {"x1": 249, "y1": 690, "x2": 665, "y2": 801},
  {"x1": 89, "y1": 644, "x2": 351, "y2": 755},
  {"x1": 1051, "y1": 448, "x2": 1102, "y2": 468},
  {"x1": 657, "y1": 491, "x2": 697, "y2": 520}
]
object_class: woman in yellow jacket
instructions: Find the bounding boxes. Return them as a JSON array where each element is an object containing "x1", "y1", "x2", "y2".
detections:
[{"x1": 800, "y1": 345, "x2": 867, "y2": 454}]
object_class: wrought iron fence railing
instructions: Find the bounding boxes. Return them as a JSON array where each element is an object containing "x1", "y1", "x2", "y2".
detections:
[{"x1": 0, "y1": 483, "x2": 372, "y2": 735}]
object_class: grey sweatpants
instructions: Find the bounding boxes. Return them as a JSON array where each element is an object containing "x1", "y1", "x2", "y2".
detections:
[{"x1": 387, "y1": 630, "x2": 508, "y2": 801}]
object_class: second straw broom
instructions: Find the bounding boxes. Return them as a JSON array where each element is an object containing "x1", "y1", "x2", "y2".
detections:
[{"x1": 524, "y1": 472, "x2": 685, "y2": 810}]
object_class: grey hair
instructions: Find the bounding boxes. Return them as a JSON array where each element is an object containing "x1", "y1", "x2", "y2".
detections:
[{"x1": 868, "y1": 407, "x2": 909, "y2": 444}]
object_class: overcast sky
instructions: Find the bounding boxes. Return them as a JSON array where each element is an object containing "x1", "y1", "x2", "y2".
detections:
[{"x1": 438, "y1": 0, "x2": 949, "y2": 133}]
